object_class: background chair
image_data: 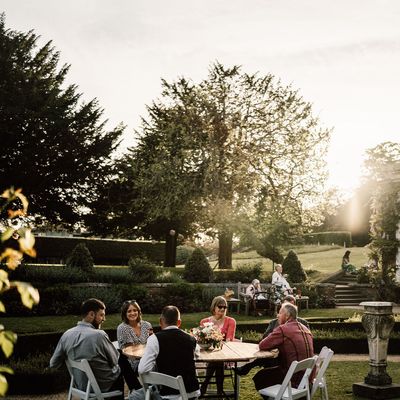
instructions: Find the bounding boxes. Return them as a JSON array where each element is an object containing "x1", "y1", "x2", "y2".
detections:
[
  {"x1": 310, "y1": 346, "x2": 334, "y2": 400},
  {"x1": 259, "y1": 355, "x2": 318, "y2": 400},
  {"x1": 66, "y1": 358, "x2": 123, "y2": 400},
  {"x1": 140, "y1": 371, "x2": 188, "y2": 400}
]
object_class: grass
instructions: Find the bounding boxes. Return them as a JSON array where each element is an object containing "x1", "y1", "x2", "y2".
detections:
[
  {"x1": 229, "y1": 246, "x2": 369, "y2": 282},
  {"x1": 238, "y1": 361, "x2": 400, "y2": 400},
  {"x1": 4, "y1": 308, "x2": 363, "y2": 334}
]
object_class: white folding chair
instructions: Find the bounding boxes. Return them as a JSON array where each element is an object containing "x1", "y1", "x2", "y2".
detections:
[
  {"x1": 112, "y1": 340, "x2": 120, "y2": 350},
  {"x1": 140, "y1": 371, "x2": 189, "y2": 400},
  {"x1": 310, "y1": 347, "x2": 334, "y2": 400},
  {"x1": 259, "y1": 355, "x2": 318, "y2": 400},
  {"x1": 66, "y1": 358, "x2": 123, "y2": 400}
]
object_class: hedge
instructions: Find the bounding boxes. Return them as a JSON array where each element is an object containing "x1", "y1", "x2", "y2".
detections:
[
  {"x1": 304, "y1": 231, "x2": 352, "y2": 247},
  {"x1": 26, "y1": 236, "x2": 165, "y2": 265}
]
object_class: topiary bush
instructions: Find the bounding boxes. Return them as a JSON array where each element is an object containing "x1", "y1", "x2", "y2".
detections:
[
  {"x1": 183, "y1": 248, "x2": 213, "y2": 283},
  {"x1": 66, "y1": 243, "x2": 94, "y2": 274},
  {"x1": 128, "y1": 256, "x2": 158, "y2": 283},
  {"x1": 176, "y1": 245, "x2": 195, "y2": 265},
  {"x1": 282, "y1": 250, "x2": 307, "y2": 283}
]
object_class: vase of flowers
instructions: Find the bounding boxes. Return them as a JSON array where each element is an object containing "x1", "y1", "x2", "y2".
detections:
[{"x1": 191, "y1": 322, "x2": 224, "y2": 350}]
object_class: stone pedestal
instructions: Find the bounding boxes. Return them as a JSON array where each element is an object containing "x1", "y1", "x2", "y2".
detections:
[{"x1": 353, "y1": 301, "x2": 400, "y2": 399}]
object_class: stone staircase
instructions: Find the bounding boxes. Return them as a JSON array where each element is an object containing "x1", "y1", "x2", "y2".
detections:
[{"x1": 330, "y1": 273, "x2": 370, "y2": 306}]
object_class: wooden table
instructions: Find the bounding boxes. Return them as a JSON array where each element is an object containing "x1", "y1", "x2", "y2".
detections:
[
  {"x1": 122, "y1": 341, "x2": 278, "y2": 400},
  {"x1": 296, "y1": 296, "x2": 309, "y2": 311},
  {"x1": 196, "y1": 341, "x2": 278, "y2": 400},
  {"x1": 227, "y1": 297, "x2": 241, "y2": 314}
]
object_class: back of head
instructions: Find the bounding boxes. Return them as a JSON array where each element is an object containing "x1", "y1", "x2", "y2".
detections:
[
  {"x1": 283, "y1": 295, "x2": 296, "y2": 304},
  {"x1": 81, "y1": 298, "x2": 105, "y2": 317},
  {"x1": 281, "y1": 302, "x2": 298, "y2": 320},
  {"x1": 161, "y1": 305, "x2": 180, "y2": 326}
]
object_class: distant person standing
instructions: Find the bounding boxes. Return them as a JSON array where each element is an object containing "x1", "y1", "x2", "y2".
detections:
[{"x1": 342, "y1": 250, "x2": 357, "y2": 274}]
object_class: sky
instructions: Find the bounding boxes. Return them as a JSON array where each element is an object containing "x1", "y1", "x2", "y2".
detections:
[{"x1": 2, "y1": 0, "x2": 400, "y2": 194}]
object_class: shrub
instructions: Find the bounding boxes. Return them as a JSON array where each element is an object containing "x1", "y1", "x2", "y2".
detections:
[
  {"x1": 183, "y1": 248, "x2": 213, "y2": 283},
  {"x1": 282, "y1": 250, "x2": 307, "y2": 283},
  {"x1": 176, "y1": 245, "x2": 195, "y2": 265},
  {"x1": 234, "y1": 262, "x2": 263, "y2": 283},
  {"x1": 164, "y1": 283, "x2": 206, "y2": 312},
  {"x1": 128, "y1": 256, "x2": 158, "y2": 283},
  {"x1": 66, "y1": 243, "x2": 94, "y2": 274}
]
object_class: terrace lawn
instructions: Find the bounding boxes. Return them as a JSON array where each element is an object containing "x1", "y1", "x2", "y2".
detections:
[{"x1": 5, "y1": 307, "x2": 362, "y2": 334}]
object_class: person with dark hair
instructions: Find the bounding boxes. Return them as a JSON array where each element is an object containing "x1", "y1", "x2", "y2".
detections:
[
  {"x1": 49, "y1": 298, "x2": 123, "y2": 399},
  {"x1": 130, "y1": 305, "x2": 199, "y2": 400},
  {"x1": 235, "y1": 295, "x2": 309, "y2": 376},
  {"x1": 117, "y1": 300, "x2": 153, "y2": 391},
  {"x1": 342, "y1": 250, "x2": 357, "y2": 273},
  {"x1": 254, "y1": 303, "x2": 315, "y2": 395}
]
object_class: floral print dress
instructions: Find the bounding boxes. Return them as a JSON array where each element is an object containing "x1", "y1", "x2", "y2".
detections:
[{"x1": 117, "y1": 320, "x2": 152, "y2": 370}]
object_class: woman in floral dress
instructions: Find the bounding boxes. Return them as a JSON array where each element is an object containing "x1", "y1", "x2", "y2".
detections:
[{"x1": 117, "y1": 300, "x2": 152, "y2": 391}]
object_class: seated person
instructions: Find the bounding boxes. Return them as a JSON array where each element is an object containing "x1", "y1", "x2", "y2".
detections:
[
  {"x1": 245, "y1": 279, "x2": 266, "y2": 315},
  {"x1": 342, "y1": 250, "x2": 357, "y2": 274},
  {"x1": 236, "y1": 295, "x2": 309, "y2": 376},
  {"x1": 199, "y1": 296, "x2": 236, "y2": 397},
  {"x1": 271, "y1": 264, "x2": 293, "y2": 297},
  {"x1": 117, "y1": 300, "x2": 153, "y2": 392}
]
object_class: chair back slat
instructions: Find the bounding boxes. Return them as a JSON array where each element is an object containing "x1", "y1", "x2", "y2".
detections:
[
  {"x1": 310, "y1": 346, "x2": 334, "y2": 399},
  {"x1": 140, "y1": 371, "x2": 189, "y2": 400}
]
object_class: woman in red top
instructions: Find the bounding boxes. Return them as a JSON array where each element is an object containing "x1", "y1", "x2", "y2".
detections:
[{"x1": 199, "y1": 296, "x2": 236, "y2": 397}]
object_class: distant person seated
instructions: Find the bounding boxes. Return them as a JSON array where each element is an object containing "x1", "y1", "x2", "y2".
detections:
[
  {"x1": 342, "y1": 250, "x2": 357, "y2": 274},
  {"x1": 271, "y1": 264, "x2": 293, "y2": 297},
  {"x1": 245, "y1": 279, "x2": 266, "y2": 316}
]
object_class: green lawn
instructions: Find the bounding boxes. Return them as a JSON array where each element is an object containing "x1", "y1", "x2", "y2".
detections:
[
  {"x1": 3, "y1": 308, "x2": 362, "y2": 334},
  {"x1": 229, "y1": 246, "x2": 369, "y2": 281},
  {"x1": 238, "y1": 361, "x2": 400, "y2": 400}
]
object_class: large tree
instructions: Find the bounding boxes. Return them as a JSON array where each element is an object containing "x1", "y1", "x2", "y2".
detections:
[
  {"x1": 100, "y1": 63, "x2": 330, "y2": 267},
  {"x1": 0, "y1": 15, "x2": 123, "y2": 225}
]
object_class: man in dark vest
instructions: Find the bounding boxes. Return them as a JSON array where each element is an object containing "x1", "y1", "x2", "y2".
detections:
[{"x1": 131, "y1": 305, "x2": 200, "y2": 400}]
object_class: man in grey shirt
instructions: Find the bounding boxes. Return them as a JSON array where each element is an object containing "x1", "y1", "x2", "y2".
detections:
[{"x1": 50, "y1": 298, "x2": 123, "y2": 398}]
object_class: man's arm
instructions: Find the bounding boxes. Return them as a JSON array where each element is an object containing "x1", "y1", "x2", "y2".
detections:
[
  {"x1": 49, "y1": 338, "x2": 65, "y2": 369},
  {"x1": 262, "y1": 319, "x2": 278, "y2": 339},
  {"x1": 99, "y1": 332, "x2": 119, "y2": 368},
  {"x1": 138, "y1": 334, "x2": 159, "y2": 374},
  {"x1": 259, "y1": 325, "x2": 284, "y2": 351}
]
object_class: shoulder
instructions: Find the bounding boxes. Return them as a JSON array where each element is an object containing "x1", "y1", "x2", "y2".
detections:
[
  {"x1": 200, "y1": 317, "x2": 212, "y2": 325},
  {"x1": 142, "y1": 320, "x2": 152, "y2": 328},
  {"x1": 225, "y1": 316, "x2": 236, "y2": 324}
]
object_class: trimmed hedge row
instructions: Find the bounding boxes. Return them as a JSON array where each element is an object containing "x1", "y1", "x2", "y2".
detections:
[
  {"x1": 304, "y1": 231, "x2": 352, "y2": 247},
  {"x1": 28, "y1": 236, "x2": 165, "y2": 265}
]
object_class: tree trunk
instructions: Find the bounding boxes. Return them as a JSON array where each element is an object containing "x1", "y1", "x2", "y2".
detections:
[
  {"x1": 218, "y1": 230, "x2": 233, "y2": 269},
  {"x1": 164, "y1": 229, "x2": 177, "y2": 268}
]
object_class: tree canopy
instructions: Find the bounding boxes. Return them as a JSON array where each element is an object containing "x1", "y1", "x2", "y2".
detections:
[
  {"x1": 0, "y1": 15, "x2": 123, "y2": 226},
  {"x1": 91, "y1": 62, "x2": 330, "y2": 267}
]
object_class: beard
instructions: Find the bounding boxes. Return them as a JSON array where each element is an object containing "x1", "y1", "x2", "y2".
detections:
[{"x1": 92, "y1": 321, "x2": 101, "y2": 329}]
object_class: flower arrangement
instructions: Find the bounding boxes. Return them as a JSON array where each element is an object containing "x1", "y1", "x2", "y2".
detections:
[{"x1": 191, "y1": 322, "x2": 224, "y2": 350}]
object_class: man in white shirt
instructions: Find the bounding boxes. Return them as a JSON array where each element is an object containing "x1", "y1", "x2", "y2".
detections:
[
  {"x1": 130, "y1": 306, "x2": 200, "y2": 400},
  {"x1": 271, "y1": 264, "x2": 292, "y2": 296}
]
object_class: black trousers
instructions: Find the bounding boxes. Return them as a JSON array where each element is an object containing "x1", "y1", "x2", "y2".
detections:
[{"x1": 118, "y1": 350, "x2": 142, "y2": 391}]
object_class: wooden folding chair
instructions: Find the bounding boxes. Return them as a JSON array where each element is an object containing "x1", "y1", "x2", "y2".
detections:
[
  {"x1": 258, "y1": 355, "x2": 318, "y2": 400},
  {"x1": 66, "y1": 358, "x2": 123, "y2": 400}
]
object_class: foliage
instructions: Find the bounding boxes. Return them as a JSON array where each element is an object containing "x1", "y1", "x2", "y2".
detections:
[
  {"x1": 0, "y1": 188, "x2": 39, "y2": 395},
  {"x1": 128, "y1": 256, "x2": 158, "y2": 283},
  {"x1": 65, "y1": 243, "x2": 94, "y2": 274},
  {"x1": 303, "y1": 231, "x2": 352, "y2": 246},
  {"x1": 365, "y1": 142, "x2": 400, "y2": 292},
  {"x1": 282, "y1": 250, "x2": 307, "y2": 283},
  {"x1": 94, "y1": 62, "x2": 330, "y2": 269},
  {"x1": 0, "y1": 16, "x2": 123, "y2": 226},
  {"x1": 183, "y1": 248, "x2": 213, "y2": 283},
  {"x1": 176, "y1": 245, "x2": 195, "y2": 265},
  {"x1": 32, "y1": 236, "x2": 165, "y2": 265}
]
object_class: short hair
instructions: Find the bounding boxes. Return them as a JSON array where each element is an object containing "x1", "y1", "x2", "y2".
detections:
[
  {"x1": 121, "y1": 300, "x2": 142, "y2": 324},
  {"x1": 161, "y1": 305, "x2": 180, "y2": 326},
  {"x1": 281, "y1": 302, "x2": 298, "y2": 319},
  {"x1": 81, "y1": 298, "x2": 105, "y2": 316},
  {"x1": 275, "y1": 264, "x2": 282, "y2": 270},
  {"x1": 283, "y1": 295, "x2": 296, "y2": 304},
  {"x1": 210, "y1": 296, "x2": 227, "y2": 314}
]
